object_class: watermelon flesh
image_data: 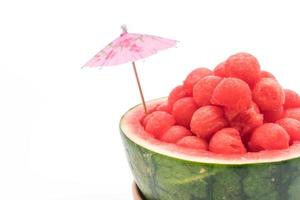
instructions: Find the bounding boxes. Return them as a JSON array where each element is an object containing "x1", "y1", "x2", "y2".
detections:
[
  {"x1": 209, "y1": 128, "x2": 247, "y2": 154},
  {"x1": 193, "y1": 75, "x2": 222, "y2": 106},
  {"x1": 224, "y1": 52, "x2": 261, "y2": 87},
  {"x1": 213, "y1": 62, "x2": 226, "y2": 77},
  {"x1": 122, "y1": 98, "x2": 300, "y2": 164},
  {"x1": 190, "y1": 105, "x2": 228, "y2": 140},
  {"x1": 172, "y1": 97, "x2": 198, "y2": 128},
  {"x1": 260, "y1": 70, "x2": 276, "y2": 79},
  {"x1": 141, "y1": 53, "x2": 300, "y2": 153},
  {"x1": 285, "y1": 108, "x2": 300, "y2": 122},
  {"x1": 160, "y1": 125, "x2": 192, "y2": 143},
  {"x1": 230, "y1": 102, "x2": 263, "y2": 137},
  {"x1": 168, "y1": 85, "x2": 187, "y2": 109},
  {"x1": 183, "y1": 67, "x2": 212, "y2": 96},
  {"x1": 252, "y1": 78, "x2": 285, "y2": 111},
  {"x1": 276, "y1": 118, "x2": 300, "y2": 144},
  {"x1": 248, "y1": 123, "x2": 290, "y2": 151},
  {"x1": 144, "y1": 111, "x2": 175, "y2": 138},
  {"x1": 211, "y1": 77, "x2": 252, "y2": 112},
  {"x1": 177, "y1": 136, "x2": 208, "y2": 150},
  {"x1": 284, "y1": 89, "x2": 300, "y2": 109},
  {"x1": 263, "y1": 106, "x2": 285, "y2": 123}
]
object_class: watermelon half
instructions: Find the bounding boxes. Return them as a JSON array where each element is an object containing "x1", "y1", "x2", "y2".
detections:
[{"x1": 120, "y1": 98, "x2": 300, "y2": 200}]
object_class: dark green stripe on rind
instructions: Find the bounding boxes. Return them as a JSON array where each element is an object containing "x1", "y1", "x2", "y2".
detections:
[{"x1": 120, "y1": 129, "x2": 300, "y2": 200}]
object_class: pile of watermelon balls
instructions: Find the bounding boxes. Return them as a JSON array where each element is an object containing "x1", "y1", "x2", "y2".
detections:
[{"x1": 141, "y1": 53, "x2": 300, "y2": 155}]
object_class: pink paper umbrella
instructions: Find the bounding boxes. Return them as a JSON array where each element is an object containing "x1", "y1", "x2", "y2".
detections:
[{"x1": 83, "y1": 25, "x2": 177, "y2": 113}]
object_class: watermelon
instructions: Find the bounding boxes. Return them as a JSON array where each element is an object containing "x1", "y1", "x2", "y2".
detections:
[
  {"x1": 193, "y1": 75, "x2": 222, "y2": 106},
  {"x1": 211, "y1": 77, "x2": 252, "y2": 112},
  {"x1": 260, "y1": 70, "x2": 276, "y2": 79},
  {"x1": 120, "y1": 99, "x2": 300, "y2": 200},
  {"x1": 252, "y1": 78, "x2": 285, "y2": 111},
  {"x1": 190, "y1": 105, "x2": 228, "y2": 140},
  {"x1": 284, "y1": 89, "x2": 300, "y2": 109},
  {"x1": 160, "y1": 125, "x2": 193, "y2": 143},
  {"x1": 263, "y1": 106, "x2": 285, "y2": 123},
  {"x1": 213, "y1": 62, "x2": 226, "y2": 77},
  {"x1": 168, "y1": 85, "x2": 187, "y2": 109},
  {"x1": 172, "y1": 97, "x2": 198, "y2": 128},
  {"x1": 224, "y1": 52, "x2": 261, "y2": 87},
  {"x1": 183, "y1": 68, "x2": 212, "y2": 96},
  {"x1": 177, "y1": 136, "x2": 208, "y2": 150}
]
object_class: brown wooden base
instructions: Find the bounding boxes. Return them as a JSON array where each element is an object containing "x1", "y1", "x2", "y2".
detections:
[{"x1": 132, "y1": 181, "x2": 144, "y2": 200}]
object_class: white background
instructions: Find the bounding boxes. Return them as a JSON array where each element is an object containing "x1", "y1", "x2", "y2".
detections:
[{"x1": 1, "y1": 0, "x2": 300, "y2": 199}]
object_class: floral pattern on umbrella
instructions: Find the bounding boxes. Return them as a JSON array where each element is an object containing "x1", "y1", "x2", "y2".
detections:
[
  {"x1": 83, "y1": 25, "x2": 177, "y2": 113},
  {"x1": 84, "y1": 28, "x2": 177, "y2": 67}
]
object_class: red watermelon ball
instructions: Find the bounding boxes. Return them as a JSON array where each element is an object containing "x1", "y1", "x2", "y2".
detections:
[
  {"x1": 242, "y1": 114, "x2": 264, "y2": 143},
  {"x1": 172, "y1": 97, "x2": 198, "y2": 128},
  {"x1": 209, "y1": 128, "x2": 247, "y2": 154},
  {"x1": 213, "y1": 62, "x2": 227, "y2": 77},
  {"x1": 284, "y1": 108, "x2": 300, "y2": 122},
  {"x1": 248, "y1": 123, "x2": 290, "y2": 151},
  {"x1": 193, "y1": 75, "x2": 222, "y2": 106},
  {"x1": 211, "y1": 77, "x2": 252, "y2": 112},
  {"x1": 156, "y1": 102, "x2": 171, "y2": 113},
  {"x1": 225, "y1": 101, "x2": 260, "y2": 122},
  {"x1": 168, "y1": 85, "x2": 187, "y2": 109},
  {"x1": 145, "y1": 111, "x2": 176, "y2": 138},
  {"x1": 284, "y1": 89, "x2": 300, "y2": 109},
  {"x1": 263, "y1": 106, "x2": 284, "y2": 123},
  {"x1": 260, "y1": 70, "x2": 276, "y2": 79},
  {"x1": 177, "y1": 136, "x2": 208, "y2": 150},
  {"x1": 224, "y1": 108, "x2": 242, "y2": 121},
  {"x1": 276, "y1": 118, "x2": 300, "y2": 144},
  {"x1": 224, "y1": 52, "x2": 261, "y2": 87},
  {"x1": 142, "y1": 114, "x2": 152, "y2": 127},
  {"x1": 140, "y1": 105, "x2": 160, "y2": 127},
  {"x1": 230, "y1": 102, "x2": 263, "y2": 136},
  {"x1": 183, "y1": 68, "x2": 212, "y2": 96},
  {"x1": 160, "y1": 125, "x2": 193, "y2": 143},
  {"x1": 223, "y1": 109, "x2": 237, "y2": 121},
  {"x1": 190, "y1": 105, "x2": 228, "y2": 140},
  {"x1": 250, "y1": 101, "x2": 261, "y2": 113},
  {"x1": 252, "y1": 78, "x2": 285, "y2": 111}
]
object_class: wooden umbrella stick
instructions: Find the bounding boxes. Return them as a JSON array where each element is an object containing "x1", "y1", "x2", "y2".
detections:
[{"x1": 132, "y1": 62, "x2": 148, "y2": 114}]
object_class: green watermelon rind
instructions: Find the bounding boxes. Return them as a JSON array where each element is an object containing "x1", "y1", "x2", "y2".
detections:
[{"x1": 120, "y1": 100, "x2": 300, "y2": 200}]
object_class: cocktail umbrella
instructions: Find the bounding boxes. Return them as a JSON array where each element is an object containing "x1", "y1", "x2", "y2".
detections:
[{"x1": 84, "y1": 25, "x2": 177, "y2": 114}]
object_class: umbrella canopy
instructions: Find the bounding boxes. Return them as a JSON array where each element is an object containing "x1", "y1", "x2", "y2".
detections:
[
  {"x1": 84, "y1": 25, "x2": 177, "y2": 113},
  {"x1": 84, "y1": 25, "x2": 177, "y2": 67}
]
